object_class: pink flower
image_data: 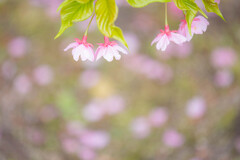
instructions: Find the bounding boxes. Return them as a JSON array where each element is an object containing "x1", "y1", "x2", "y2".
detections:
[
  {"x1": 186, "y1": 96, "x2": 206, "y2": 119},
  {"x1": 211, "y1": 48, "x2": 237, "y2": 69},
  {"x1": 95, "y1": 36, "x2": 128, "y2": 62},
  {"x1": 162, "y1": 129, "x2": 185, "y2": 148},
  {"x1": 148, "y1": 107, "x2": 168, "y2": 127},
  {"x1": 79, "y1": 130, "x2": 110, "y2": 149},
  {"x1": 64, "y1": 36, "x2": 94, "y2": 62},
  {"x1": 7, "y1": 37, "x2": 28, "y2": 58},
  {"x1": 77, "y1": 147, "x2": 96, "y2": 160},
  {"x1": 14, "y1": 74, "x2": 32, "y2": 95},
  {"x1": 214, "y1": 70, "x2": 233, "y2": 88},
  {"x1": 33, "y1": 65, "x2": 53, "y2": 86},
  {"x1": 152, "y1": 25, "x2": 186, "y2": 51},
  {"x1": 215, "y1": 0, "x2": 220, "y2": 4},
  {"x1": 178, "y1": 16, "x2": 209, "y2": 41},
  {"x1": 130, "y1": 117, "x2": 151, "y2": 139}
]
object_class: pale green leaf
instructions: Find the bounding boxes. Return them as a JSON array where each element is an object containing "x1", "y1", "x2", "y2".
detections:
[
  {"x1": 95, "y1": 0, "x2": 128, "y2": 48},
  {"x1": 55, "y1": 0, "x2": 94, "y2": 39},
  {"x1": 202, "y1": 0, "x2": 225, "y2": 20},
  {"x1": 127, "y1": 0, "x2": 171, "y2": 8}
]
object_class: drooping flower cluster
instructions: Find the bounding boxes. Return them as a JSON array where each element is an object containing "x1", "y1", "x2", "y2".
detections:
[
  {"x1": 152, "y1": 15, "x2": 209, "y2": 51},
  {"x1": 64, "y1": 36, "x2": 128, "y2": 62}
]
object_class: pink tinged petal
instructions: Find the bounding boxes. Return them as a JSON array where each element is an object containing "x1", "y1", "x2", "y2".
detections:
[
  {"x1": 72, "y1": 45, "x2": 83, "y2": 61},
  {"x1": 95, "y1": 47, "x2": 105, "y2": 61},
  {"x1": 156, "y1": 34, "x2": 170, "y2": 51},
  {"x1": 103, "y1": 47, "x2": 114, "y2": 62},
  {"x1": 80, "y1": 48, "x2": 88, "y2": 61},
  {"x1": 170, "y1": 33, "x2": 187, "y2": 44},
  {"x1": 151, "y1": 34, "x2": 162, "y2": 46},
  {"x1": 64, "y1": 42, "x2": 78, "y2": 51},
  {"x1": 86, "y1": 47, "x2": 95, "y2": 62},
  {"x1": 114, "y1": 45, "x2": 128, "y2": 55}
]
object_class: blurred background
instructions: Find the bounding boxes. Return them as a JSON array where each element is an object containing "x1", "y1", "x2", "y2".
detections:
[{"x1": 0, "y1": 0, "x2": 240, "y2": 160}]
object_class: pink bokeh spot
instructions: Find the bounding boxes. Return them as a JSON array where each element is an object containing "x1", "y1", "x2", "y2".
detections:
[
  {"x1": 163, "y1": 129, "x2": 185, "y2": 148},
  {"x1": 186, "y1": 96, "x2": 206, "y2": 119},
  {"x1": 7, "y1": 37, "x2": 28, "y2": 58},
  {"x1": 148, "y1": 107, "x2": 168, "y2": 127}
]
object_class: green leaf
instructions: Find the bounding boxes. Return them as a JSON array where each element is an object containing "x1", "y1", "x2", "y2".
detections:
[
  {"x1": 76, "y1": 0, "x2": 91, "y2": 3},
  {"x1": 174, "y1": 0, "x2": 207, "y2": 34},
  {"x1": 127, "y1": 0, "x2": 171, "y2": 8},
  {"x1": 202, "y1": 0, "x2": 225, "y2": 20},
  {"x1": 95, "y1": 0, "x2": 128, "y2": 48},
  {"x1": 55, "y1": 0, "x2": 94, "y2": 39}
]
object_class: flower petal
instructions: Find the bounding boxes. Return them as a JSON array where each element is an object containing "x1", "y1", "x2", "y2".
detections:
[
  {"x1": 114, "y1": 45, "x2": 128, "y2": 55},
  {"x1": 103, "y1": 47, "x2": 114, "y2": 62},
  {"x1": 170, "y1": 33, "x2": 186, "y2": 44},
  {"x1": 64, "y1": 42, "x2": 78, "y2": 51},
  {"x1": 151, "y1": 34, "x2": 162, "y2": 46},
  {"x1": 72, "y1": 45, "x2": 83, "y2": 61},
  {"x1": 156, "y1": 34, "x2": 170, "y2": 51}
]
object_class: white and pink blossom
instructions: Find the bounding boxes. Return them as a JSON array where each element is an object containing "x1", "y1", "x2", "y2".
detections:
[
  {"x1": 95, "y1": 36, "x2": 128, "y2": 62},
  {"x1": 151, "y1": 25, "x2": 186, "y2": 51},
  {"x1": 64, "y1": 36, "x2": 94, "y2": 62},
  {"x1": 178, "y1": 16, "x2": 209, "y2": 41}
]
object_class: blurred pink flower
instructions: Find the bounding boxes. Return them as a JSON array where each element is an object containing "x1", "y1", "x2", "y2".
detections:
[
  {"x1": 161, "y1": 42, "x2": 192, "y2": 59},
  {"x1": 79, "y1": 130, "x2": 110, "y2": 150},
  {"x1": 1, "y1": 61, "x2": 17, "y2": 80},
  {"x1": 83, "y1": 101, "x2": 105, "y2": 122},
  {"x1": 152, "y1": 25, "x2": 186, "y2": 51},
  {"x1": 215, "y1": 0, "x2": 220, "y2": 4},
  {"x1": 33, "y1": 65, "x2": 53, "y2": 86},
  {"x1": 148, "y1": 107, "x2": 168, "y2": 127},
  {"x1": 103, "y1": 95, "x2": 126, "y2": 115},
  {"x1": 79, "y1": 69, "x2": 100, "y2": 89},
  {"x1": 162, "y1": 129, "x2": 184, "y2": 148},
  {"x1": 130, "y1": 117, "x2": 151, "y2": 139},
  {"x1": 214, "y1": 70, "x2": 233, "y2": 88},
  {"x1": 123, "y1": 54, "x2": 173, "y2": 83},
  {"x1": 178, "y1": 16, "x2": 209, "y2": 41},
  {"x1": 211, "y1": 48, "x2": 237, "y2": 68},
  {"x1": 64, "y1": 36, "x2": 94, "y2": 62},
  {"x1": 62, "y1": 138, "x2": 80, "y2": 154},
  {"x1": 77, "y1": 147, "x2": 96, "y2": 160},
  {"x1": 14, "y1": 74, "x2": 32, "y2": 94},
  {"x1": 96, "y1": 36, "x2": 128, "y2": 62},
  {"x1": 186, "y1": 96, "x2": 206, "y2": 119},
  {"x1": 7, "y1": 37, "x2": 28, "y2": 58}
]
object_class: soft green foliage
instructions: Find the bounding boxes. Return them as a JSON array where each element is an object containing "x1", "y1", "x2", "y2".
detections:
[
  {"x1": 202, "y1": 0, "x2": 225, "y2": 20},
  {"x1": 55, "y1": 0, "x2": 94, "y2": 39},
  {"x1": 126, "y1": 0, "x2": 171, "y2": 8},
  {"x1": 55, "y1": 0, "x2": 224, "y2": 46},
  {"x1": 95, "y1": 0, "x2": 128, "y2": 48}
]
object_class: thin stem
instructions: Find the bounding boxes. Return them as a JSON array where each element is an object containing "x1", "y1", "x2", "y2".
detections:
[
  {"x1": 84, "y1": 12, "x2": 95, "y2": 36},
  {"x1": 165, "y1": 3, "x2": 168, "y2": 26}
]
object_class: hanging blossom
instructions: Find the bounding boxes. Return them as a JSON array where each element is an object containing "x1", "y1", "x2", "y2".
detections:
[
  {"x1": 151, "y1": 25, "x2": 187, "y2": 51},
  {"x1": 95, "y1": 36, "x2": 128, "y2": 62},
  {"x1": 64, "y1": 36, "x2": 95, "y2": 62},
  {"x1": 178, "y1": 16, "x2": 209, "y2": 41}
]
